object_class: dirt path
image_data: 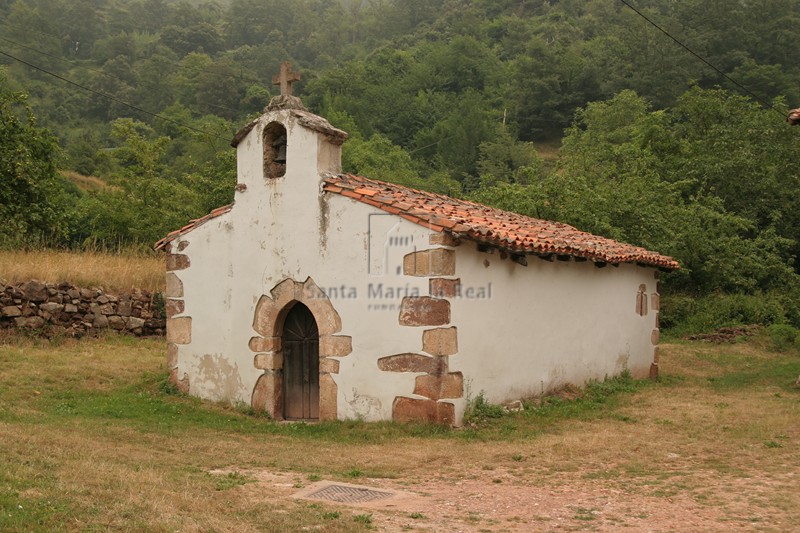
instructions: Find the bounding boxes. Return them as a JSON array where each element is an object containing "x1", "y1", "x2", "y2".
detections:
[{"x1": 216, "y1": 465, "x2": 793, "y2": 532}]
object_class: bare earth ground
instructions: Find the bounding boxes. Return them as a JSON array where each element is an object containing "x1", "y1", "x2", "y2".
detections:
[
  {"x1": 1, "y1": 335, "x2": 797, "y2": 532},
  {"x1": 215, "y1": 442, "x2": 797, "y2": 532}
]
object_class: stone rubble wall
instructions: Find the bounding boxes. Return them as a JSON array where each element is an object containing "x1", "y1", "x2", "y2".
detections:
[{"x1": 0, "y1": 280, "x2": 166, "y2": 337}]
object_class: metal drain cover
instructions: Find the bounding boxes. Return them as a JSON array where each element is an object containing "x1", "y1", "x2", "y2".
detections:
[{"x1": 304, "y1": 484, "x2": 394, "y2": 503}]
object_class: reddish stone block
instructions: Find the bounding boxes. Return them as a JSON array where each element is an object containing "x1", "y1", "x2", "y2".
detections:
[
  {"x1": 403, "y1": 249, "x2": 456, "y2": 276},
  {"x1": 167, "y1": 342, "x2": 178, "y2": 368},
  {"x1": 319, "y1": 357, "x2": 340, "y2": 374},
  {"x1": 429, "y1": 278, "x2": 460, "y2": 298},
  {"x1": 422, "y1": 327, "x2": 458, "y2": 356},
  {"x1": 166, "y1": 253, "x2": 190, "y2": 271},
  {"x1": 378, "y1": 353, "x2": 438, "y2": 374},
  {"x1": 392, "y1": 397, "x2": 438, "y2": 423},
  {"x1": 165, "y1": 273, "x2": 183, "y2": 298},
  {"x1": 319, "y1": 373, "x2": 337, "y2": 421},
  {"x1": 651, "y1": 292, "x2": 660, "y2": 312},
  {"x1": 440, "y1": 372, "x2": 464, "y2": 399},
  {"x1": 413, "y1": 374, "x2": 441, "y2": 400},
  {"x1": 166, "y1": 317, "x2": 191, "y2": 344},
  {"x1": 166, "y1": 299, "x2": 184, "y2": 318},
  {"x1": 319, "y1": 335, "x2": 352, "y2": 357},
  {"x1": 399, "y1": 297, "x2": 450, "y2": 326},
  {"x1": 436, "y1": 402, "x2": 455, "y2": 425},
  {"x1": 249, "y1": 336, "x2": 281, "y2": 353},
  {"x1": 429, "y1": 233, "x2": 460, "y2": 247},
  {"x1": 251, "y1": 372, "x2": 281, "y2": 419},
  {"x1": 254, "y1": 352, "x2": 282, "y2": 370}
]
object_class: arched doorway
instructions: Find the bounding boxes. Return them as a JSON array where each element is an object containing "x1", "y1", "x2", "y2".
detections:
[{"x1": 282, "y1": 302, "x2": 319, "y2": 420}]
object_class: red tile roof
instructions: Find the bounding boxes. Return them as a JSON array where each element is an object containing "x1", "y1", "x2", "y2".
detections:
[
  {"x1": 324, "y1": 174, "x2": 679, "y2": 270},
  {"x1": 154, "y1": 204, "x2": 233, "y2": 251}
]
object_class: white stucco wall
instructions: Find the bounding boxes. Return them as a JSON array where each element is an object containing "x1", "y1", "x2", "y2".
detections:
[
  {"x1": 171, "y1": 109, "x2": 441, "y2": 420},
  {"x1": 449, "y1": 246, "x2": 658, "y2": 412},
  {"x1": 170, "y1": 106, "x2": 659, "y2": 424}
]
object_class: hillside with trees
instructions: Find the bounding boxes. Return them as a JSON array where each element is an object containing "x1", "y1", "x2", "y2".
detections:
[{"x1": 2, "y1": 0, "x2": 800, "y2": 332}]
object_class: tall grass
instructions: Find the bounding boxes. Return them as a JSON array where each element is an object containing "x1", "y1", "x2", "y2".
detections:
[{"x1": 0, "y1": 249, "x2": 165, "y2": 293}]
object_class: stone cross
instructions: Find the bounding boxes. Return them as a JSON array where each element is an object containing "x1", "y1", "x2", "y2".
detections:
[{"x1": 272, "y1": 61, "x2": 300, "y2": 97}]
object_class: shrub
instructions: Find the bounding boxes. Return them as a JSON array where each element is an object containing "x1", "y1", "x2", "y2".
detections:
[
  {"x1": 464, "y1": 392, "x2": 504, "y2": 425},
  {"x1": 766, "y1": 324, "x2": 799, "y2": 352}
]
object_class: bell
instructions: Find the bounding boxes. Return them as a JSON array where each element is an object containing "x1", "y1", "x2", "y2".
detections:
[
  {"x1": 273, "y1": 134, "x2": 287, "y2": 164},
  {"x1": 275, "y1": 143, "x2": 287, "y2": 164}
]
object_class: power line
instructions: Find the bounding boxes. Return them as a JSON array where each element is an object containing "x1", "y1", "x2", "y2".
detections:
[
  {"x1": 0, "y1": 48, "x2": 227, "y2": 139},
  {"x1": 0, "y1": 35, "x2": 137, "y2": 89},
  {"x1": 617, "y1": 0, "x2": 787, "y2": 119},
  {"x1": 0, "y1": 31, "x2": 244, "y2": 116}
]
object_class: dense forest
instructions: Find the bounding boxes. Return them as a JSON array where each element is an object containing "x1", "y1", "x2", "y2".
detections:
[{"x1": 2, "y1": 0, "x2": 800, "y2": 332}]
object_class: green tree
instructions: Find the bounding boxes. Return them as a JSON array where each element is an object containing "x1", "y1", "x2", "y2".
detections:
[{"x1": 0, "y1": 90, "x2": 70, "y2": 246}]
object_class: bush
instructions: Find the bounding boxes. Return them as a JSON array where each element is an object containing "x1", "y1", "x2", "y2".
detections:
[
  {"x1": 464, "y1": 391, "x2": 504, "y2": 425},
  {"x1": 661, "y1": 291, "x2": 794, "y2": 335},
  {"x1": 766, "y1": 324, "x2": 799, "y2": 352}
]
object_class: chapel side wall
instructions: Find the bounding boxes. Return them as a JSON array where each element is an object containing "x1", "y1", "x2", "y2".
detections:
[{"x1": 449, "y1": 246, "x2": 659, "y2": 406}]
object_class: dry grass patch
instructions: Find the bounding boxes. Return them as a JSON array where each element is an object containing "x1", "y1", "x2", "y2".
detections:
[
  {"x1": 61, "y1": 171, "x2": 120, "y2": 193},
  {"x1": 0, "y1": 333, "x2": 797, "y2": 531},
  {"x1": 0, "y1": 249, "x2": 164, "y2": 293}
]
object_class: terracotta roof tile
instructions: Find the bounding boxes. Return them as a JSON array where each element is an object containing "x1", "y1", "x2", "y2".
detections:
[
  {"x1": 154, "y1": 203, "x2": 233, "y2": 251},
  {"x1": 324, "y1": 174, "x2": 679, "y2": 270}
]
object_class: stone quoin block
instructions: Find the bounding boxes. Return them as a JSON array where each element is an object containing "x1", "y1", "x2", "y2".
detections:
[
  {"x1": 254, "y1": 352, "x2": 283, "y2": 370},
  {"x1": 392, "y1": 397, "x2": 438, "y2": 423},
  {"x1": 429, "y1": 278, "x2": 461, "y2": 298},
  {"x1": 169, "y1": 368, "x2": 190, "y2": 393},
  {"x1": 403, "y1": 249, "x2": 456, "y2": 277},
  {"x1": 252, "y1": 295, "x2": 280, "y2": 336},
  {"x1": 429, "y1": 233, "x2": 460, "y2": 247},
  {"x1": 251, "y1": 371, "x2": 281, "y2": 418},
  {"x1": 165, "y1": 299, "x2": 185, "y2": 318},
  {"x1": 651, "y1": 292, "x2": 660, "y2": 311},
  {"x1": 392, "y1": 397, "x2": 455, "y2": 425},
  {"x1": 413, "y1": 374, "x2": 442, "y2": 400},
  {"x1": 249, "y1": 336, "x2": 281, "y2": 353},
  {"x1": 167, "y1": 343, "x2": 178, "y2": 368},
  {"x1": 399, "y1": 297, "x2": 450, "y2": 326},
  {"x1": 439, "y1": 372, "x2": 464, "y2": 399},
  {"x1": 319, "y1": 357, "x2": 340, "y2": 374},
  {"x1": 436, "y1": 402, "x2": 455, "y2": 425},
  {"x1": 166, "y1": 316, "x2": 192, "y2": 344},
  {"x1": 413, "y1": 372, "x2": 463, "y2": 401},
  {"x1": 651, "y1": 329, "x2": 660, "y2": 346},
  {"x1": 422, "y1": 327, "x2": 458, "y2": 356},
  {"x1": 166, "y1": 253, "x2": 190, "y2": 271},
  {"x1": 319, "y1": 373, "x2": 337, "y2": 421},
  {"x1": 165, "y1": 273, "x2": 184, "y2": 298},
  {"x1": 319, "y1": 335, "x2": 352, "y2": 357},
  {"x1": 303, "y1": 297, "x2": 343, "y2": 336},
  {"x1": 377, "y1": 353, "x2": 439, "y2": 374}
]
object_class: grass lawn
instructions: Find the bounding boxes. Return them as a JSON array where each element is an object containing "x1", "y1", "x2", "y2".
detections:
[{"x1": 0, "y1": 332, "x2": 797, "y2": 532}]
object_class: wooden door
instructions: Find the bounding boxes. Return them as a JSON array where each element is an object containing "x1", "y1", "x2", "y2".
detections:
[{"x1": 282, "y1": 303, "x2": 319, "y2": 420}]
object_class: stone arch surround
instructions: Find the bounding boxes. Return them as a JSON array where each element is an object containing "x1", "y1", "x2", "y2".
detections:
[{"x1": 249, "y1": 277, "x2": 352, "y2": 420}]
